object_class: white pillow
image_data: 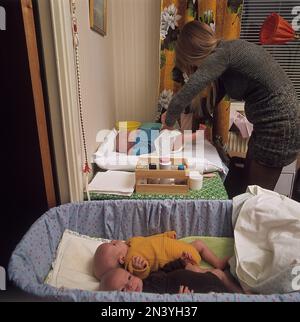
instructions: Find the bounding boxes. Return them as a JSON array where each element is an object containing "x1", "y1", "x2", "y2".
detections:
[{"x1": 45, "y1": 230, "x2": 110, "y2": 291}]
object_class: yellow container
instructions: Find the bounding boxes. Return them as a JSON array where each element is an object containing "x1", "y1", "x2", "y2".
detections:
[{"x1": 115, "y1": 121, "x2": 141, "y2": 131}]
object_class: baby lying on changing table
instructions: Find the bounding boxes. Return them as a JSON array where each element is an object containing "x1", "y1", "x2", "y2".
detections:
[
  {"x1": 115, "y1": 130, "x2": 140, "y2": 154},
  {"x1": 93, "y1": 231, "x2": 242, "y2": 293},
  {"x1": 115, "y1": 127, "x2": 210, "y2": 156}
]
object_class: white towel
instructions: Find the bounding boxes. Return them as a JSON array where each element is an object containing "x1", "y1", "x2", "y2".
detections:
[{"x1": 88, "y1": 171, "x2": 135, "y2": 196}]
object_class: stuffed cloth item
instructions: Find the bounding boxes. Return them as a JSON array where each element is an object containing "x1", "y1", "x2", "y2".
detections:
[
  {"x1": 45, "y1": 230, "x2": 110, "y2": 291},
  {"x1": 230, "y1": 186, "x2": 300, "y2": 294}
]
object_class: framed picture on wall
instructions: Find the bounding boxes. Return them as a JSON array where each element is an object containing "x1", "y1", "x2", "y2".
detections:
[{"x1": 89, "y1": 0, "x2": 107, "y2": 36}]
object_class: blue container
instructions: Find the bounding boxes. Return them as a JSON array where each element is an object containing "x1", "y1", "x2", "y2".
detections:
[
  {"x1": 140, "y1": 122, "x2": 161, "y2": 136},
  {"x1": 140, "y1": 123, "x2": 162, "y2": 153}
]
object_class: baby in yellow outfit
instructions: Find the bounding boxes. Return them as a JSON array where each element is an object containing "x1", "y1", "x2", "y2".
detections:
[{"x1": 93, "y1": 231, "x2": 228, "y2": 280}]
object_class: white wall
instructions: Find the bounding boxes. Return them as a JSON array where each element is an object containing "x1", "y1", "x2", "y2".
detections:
[
  {"x1": 76, "y1": 0, "x2": 116, "y2": 159},
  {"x1": 111, "y1": 0, "x2": 161, "y2": 123},
  {"x1": 76, "y1": 0, "x2": 161, "y2": 159}
]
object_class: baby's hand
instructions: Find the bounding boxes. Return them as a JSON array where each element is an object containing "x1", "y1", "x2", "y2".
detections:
[
  {"x1": 181, "y1": 252, "x2": 197, "y2": 265},
  {"x1": 168, "y1": 231, "x2": 177, "y2": 239},
  {"x1": 178, "y1": 285, "x2": 194, "y2": 294},
  {"x1": 132, "y1": 256, "x2": 147, "y2": 270}
]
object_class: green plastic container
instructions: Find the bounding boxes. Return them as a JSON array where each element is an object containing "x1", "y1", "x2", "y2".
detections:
[{"x1": 140, "y1": 123, "x2": 161, "y2": 139}]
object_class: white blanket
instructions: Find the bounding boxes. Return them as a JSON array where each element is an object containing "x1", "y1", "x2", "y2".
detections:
[
  {"x1": 93, "y1": 129, "x2": 225, "y2": 173},
  {"x1": 230, "y1": 186, "x2": 300, "y2": 294}
]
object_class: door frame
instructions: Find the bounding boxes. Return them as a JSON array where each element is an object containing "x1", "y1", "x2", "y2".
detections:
[
  {"x1": 49, "y1": 0, "x2": 84, "y2": 202},
  {"x1": 21, "y1": 0, "x2": 57, "y2": 207}
]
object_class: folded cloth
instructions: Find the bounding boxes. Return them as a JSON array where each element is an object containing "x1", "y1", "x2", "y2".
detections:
[{"x1": 88, "y1": 171, "x2": 135, "y2": 196}]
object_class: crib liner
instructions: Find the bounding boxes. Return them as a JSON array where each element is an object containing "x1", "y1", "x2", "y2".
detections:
[
  {"x1": 88, "y1": 173, "x2": 228, "y2": 201},
  {"x1": 8, "y1": 200, "x2": 300, "y2": 302}
]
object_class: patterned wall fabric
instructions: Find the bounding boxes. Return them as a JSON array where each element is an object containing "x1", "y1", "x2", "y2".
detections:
[{"x1": 158, "y1": 0, "x2": 243, "y2": 145}]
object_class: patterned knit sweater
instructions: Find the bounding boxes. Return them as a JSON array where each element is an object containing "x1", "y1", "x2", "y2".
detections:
[
  {"x1": 124, "y1": 231, "x2": 201, "y2": 280},
  {"x1": 165, "y1": 39, "x2": 297, "y2": 127}
]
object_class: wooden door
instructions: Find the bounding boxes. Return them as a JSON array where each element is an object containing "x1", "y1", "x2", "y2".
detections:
[{"x1": 0, "y1": 0, "x2": 56, "y2": 269}]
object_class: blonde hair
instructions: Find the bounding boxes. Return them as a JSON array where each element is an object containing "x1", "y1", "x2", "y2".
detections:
[{"x1": 175, "y1": 20, "x2": 219, "y2": 75}]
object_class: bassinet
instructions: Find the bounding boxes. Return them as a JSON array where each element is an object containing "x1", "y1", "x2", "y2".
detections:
[{"x1": 8, "y1": 200, "x2": 300, "y2": 302}]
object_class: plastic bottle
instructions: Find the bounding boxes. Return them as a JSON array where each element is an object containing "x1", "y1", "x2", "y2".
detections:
[
  {"x1": 175, "y1": 164, "x2": 186, "y2": 185},
  {"x1": 159, "y1": 157, "x2": 172, "y2": 184}
]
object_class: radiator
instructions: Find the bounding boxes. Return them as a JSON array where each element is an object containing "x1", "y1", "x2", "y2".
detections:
[{"x1": 227, "y1": 132, "x2": 249, "y2": 158}]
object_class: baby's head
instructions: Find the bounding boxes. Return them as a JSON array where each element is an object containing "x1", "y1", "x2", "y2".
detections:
[
  {"x1": 93, "y1": 240, "x2": 129, "y2": 280},
  {"x1": 99, "y1": 268, "x2": 143, "y2": 292}
]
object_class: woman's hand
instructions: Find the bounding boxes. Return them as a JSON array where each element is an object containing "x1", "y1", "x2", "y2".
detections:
[
  {"x1": 198, "y1": 123, "x2": 212, "y2": 142},
  {"x1": 160, "y1": 111, "x2": 174, "y2": 131}
]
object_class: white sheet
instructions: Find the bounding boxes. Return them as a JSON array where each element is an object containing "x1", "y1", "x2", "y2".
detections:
[
  {"x1": 93, "y1": 129, "x2": 225, "y2": 173},
  {"x1": 230, "y1": 186, "x2": 300, "y2": 294}
]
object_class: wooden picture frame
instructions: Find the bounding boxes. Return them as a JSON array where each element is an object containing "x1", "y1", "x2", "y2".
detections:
[{"x1": 89, "y1": 0, "x2": 107, "y2": 36}]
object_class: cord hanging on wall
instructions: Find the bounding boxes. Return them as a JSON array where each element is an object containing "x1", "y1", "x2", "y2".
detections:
[{"x1": 70, "y1": 0, "x2": 91, "y2": 200}]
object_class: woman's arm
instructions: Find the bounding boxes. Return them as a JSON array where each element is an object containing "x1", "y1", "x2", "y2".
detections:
[{"x1": 165, "y1": 47, "x2": 229, "y2": 127}]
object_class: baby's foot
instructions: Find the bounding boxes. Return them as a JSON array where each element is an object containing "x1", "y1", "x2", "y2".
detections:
[{"x1": 217, "y1": 256, "x2": 231, "y2": 270}]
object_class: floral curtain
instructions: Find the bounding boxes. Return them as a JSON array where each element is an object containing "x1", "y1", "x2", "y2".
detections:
[{"x1": 157, "y1": 0, "x2": 244, "y2": 145}]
